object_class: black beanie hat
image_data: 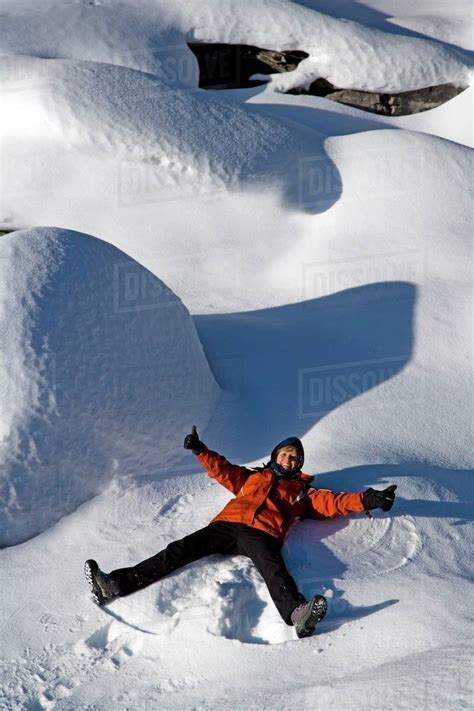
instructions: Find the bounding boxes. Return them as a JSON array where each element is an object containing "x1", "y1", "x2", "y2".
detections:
[{"x1": 270, "y1": 436, "x2": 305, "y2": 473}]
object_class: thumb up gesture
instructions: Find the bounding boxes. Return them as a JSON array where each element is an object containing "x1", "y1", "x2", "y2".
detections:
[{"x1": 183, "y1": 425, "x2": 205, "y2": 455}]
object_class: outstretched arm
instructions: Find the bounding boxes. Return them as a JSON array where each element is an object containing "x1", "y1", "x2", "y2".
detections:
[
  {"x1": 306, "y1": 484, "x2": 397, "y2": 519},
  {"x1": 197, "y1": 449, "x2": 251, "y2": 495},
  {"x1": 184, "y1": 426, "x2": 250, "y2": 495},
  {"x1": 306, "y1": 487, "x2": 365, "y2": 519}
]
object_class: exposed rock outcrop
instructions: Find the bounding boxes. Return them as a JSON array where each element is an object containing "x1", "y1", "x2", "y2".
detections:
[
  {"x1": 188, "y1": 43, "x2": 308, "y2": 88},
  {"x1": 289, "y1": 78, "x2": 464, "y2": 116},
  {"x1": 188, "y1": 42, "x2": 465, "y2": 115}
]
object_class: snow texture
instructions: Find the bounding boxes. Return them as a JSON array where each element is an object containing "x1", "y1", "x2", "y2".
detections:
[
  {"x1": 0, "y1": 0, "x2": 473, "y2": 709},
  {"x1": 0, "y1": 0, "x2": 471, "y2": 92},
  {"x1": 0, "y1": 227, "x2": 219, "y2": 545}
]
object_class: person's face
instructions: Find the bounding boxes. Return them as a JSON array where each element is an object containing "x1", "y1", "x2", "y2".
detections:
[{"x1": 275, "y1": 446, "x2": 299, "y2": 472}]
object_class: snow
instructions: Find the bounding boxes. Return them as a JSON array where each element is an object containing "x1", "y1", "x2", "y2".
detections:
[
  {"x1": 0, "y1": 0, "x2": 471, "y2": 92},
  {"x1": 293, "y1": 1, "x2": 473, "y2": 50},
  {"x1": 0, "y1": 2, "x2": 197, "y2": 89},
  {"x1": 236, "y1": 80, "x2": 474, "y2": 147},
  {"x1": 0, "y1": 227, "x2": 219, "y2": 546},
  {"x1": 0, "y1": 0, "x2": 473, "y2": 709}
]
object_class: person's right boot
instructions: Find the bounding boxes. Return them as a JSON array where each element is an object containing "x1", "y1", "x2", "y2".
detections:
[
  {"x1": 84, "y1": 559, "x2": 121, "y2": 606},
  {"x1": 291, "y1": 594, "x2": 328, "y2": 638}
]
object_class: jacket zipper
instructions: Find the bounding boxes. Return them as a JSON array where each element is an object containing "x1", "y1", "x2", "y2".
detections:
[{"x1": 250, "y1": 471, "x2": 275, "y2": 524}]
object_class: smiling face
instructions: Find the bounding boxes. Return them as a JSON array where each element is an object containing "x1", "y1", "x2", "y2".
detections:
[{"x1": 275, "y1": 445, "x2": 299, "y2": 472}]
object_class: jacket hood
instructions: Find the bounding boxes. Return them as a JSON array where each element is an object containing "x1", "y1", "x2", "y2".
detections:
[{"x1": 270, "y1": 436, "x2": 305, "y2": 477}]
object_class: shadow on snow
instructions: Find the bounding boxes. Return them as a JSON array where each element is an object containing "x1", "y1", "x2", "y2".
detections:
[{"x1": 194, "y1": 281, "x2": 416, "y2": 462}]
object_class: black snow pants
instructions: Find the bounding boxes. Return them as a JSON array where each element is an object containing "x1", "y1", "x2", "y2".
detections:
[{"x1": 108, "y1": 521, "x2": 305, "y2": 625}]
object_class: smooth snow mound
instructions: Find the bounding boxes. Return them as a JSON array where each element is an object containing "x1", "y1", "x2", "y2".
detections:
[
  {"x1": 0, "y1": 227, "x2": 219, "y2": 547},
  {"x1": 0, "y1": 0, "x2": 470, "y2": 92},
  {"x1": 243, "y1": 81, "x2": 474, "y2": 147},
  {"x1": 0, "y1": 55, "x2": 317, "y2": 212},
  {"x1": 0, "y1": 2, "x2": 197, "y2": 89}
]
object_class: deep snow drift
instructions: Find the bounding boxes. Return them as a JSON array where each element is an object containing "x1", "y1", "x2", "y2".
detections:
[
  {"x1": 0, "y1": 227, "x2": 219, "y2": 545},
  {"x1": 0, "y1": 1, "x2": 472, "y2": 709},
  {"x1": 2, "y1": 54, "x2": 472, "y2": 467},
  {"x1": 0, "y1": 54, "x2": 317, "y2": 212},
  {"x1": 0, "y1": 0, "x2": 470, "y2": 92}
]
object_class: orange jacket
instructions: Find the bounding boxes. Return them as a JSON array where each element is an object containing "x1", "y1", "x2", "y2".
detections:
[{"x1": 198, "y1": 449, "x2": 365, "y2": 541}]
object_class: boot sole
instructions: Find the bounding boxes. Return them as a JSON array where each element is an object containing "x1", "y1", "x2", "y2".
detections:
[
  {"x1": 84, "y1": 559, "x2": 107, "y2": 607},
  {"x1": 296, "y1": 594, "x2": 328, "y2": 638}
]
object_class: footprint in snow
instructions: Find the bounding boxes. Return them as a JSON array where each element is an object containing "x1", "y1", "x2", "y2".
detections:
[
  {"x1": 155, "y1": 493, "x2": 192, "y2": 519},
  {"x1": 39, "y1": 614, "x2": 59, "y2": 634}
]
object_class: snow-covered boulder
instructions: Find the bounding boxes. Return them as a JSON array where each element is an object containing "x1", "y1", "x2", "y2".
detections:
[
  {"x1": 0, "y1": 2, "x2": 197, "y2": 89},
  {"x1": 0, "y1": 227, "x2": 219, "y2": 546},
  {"x1": 0, "y1": 55, "x2": 326, "y2": 226},
  {"x1": 0, "y1": 0, "x2": 470, "y2": 92}
]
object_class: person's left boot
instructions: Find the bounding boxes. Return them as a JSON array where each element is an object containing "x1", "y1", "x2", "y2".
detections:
[
  {"x1": 84, "y1": 559, "x2": 121, "y2": 606},
  {"x1": 291, "y1": 594, "x2": 327, "y2": 638}
]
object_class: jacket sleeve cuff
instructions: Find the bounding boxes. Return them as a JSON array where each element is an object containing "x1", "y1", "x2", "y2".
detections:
[{"x1": 196, "y1": 447, "x2": 213, "y2": 463}]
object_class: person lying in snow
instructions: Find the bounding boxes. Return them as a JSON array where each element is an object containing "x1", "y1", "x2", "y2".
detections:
[{"x1": 84, "y1": 427, "x2": 396, "y2": 638}]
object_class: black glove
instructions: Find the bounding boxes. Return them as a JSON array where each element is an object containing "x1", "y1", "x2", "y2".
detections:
[
  {"x1": 362, "y1": 484, "x2": 397, "y2": 512},
  {"x1": 183, "y1": 425, "x2": 205, "y2": 455}
]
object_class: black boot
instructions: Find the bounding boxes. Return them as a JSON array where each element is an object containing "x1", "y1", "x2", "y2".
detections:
[
  {"x1": 291, "y1": 595, "x2": 328, "y2": 638},
  {"x1": 84, "y1": 559, "x2": 121, "y2": 606}
]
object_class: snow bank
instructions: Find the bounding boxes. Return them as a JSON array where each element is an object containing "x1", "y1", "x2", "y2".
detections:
[
  {"x1": 0, "y1": 463, "x2": 471, "y2": 709},
  {"x1": 1, "y1": 54, "x2": 322, "y2": 233},
  {"x1": 0, "y1": 0, "x2": 470, "y2": 93},
  {"x1": 241, "y1": 81, "x2": 474, "y2": 147},
  {"x1": 0, "y1": 227, "x2": 219, "y2": 546},
  {"x1": 0, "y1": 2, "x2": 197, "y2": 89},
  {"x1": 306, "y1": 129, "x2": 473, "y2": 462},
  {"x1": 289, "y1": 0, "x2": 473, "y2": 53},
  {"x1": 175, "y1": 0, "x2": 471, "y2": 92},
  {"x1": 191, "y1": 128, "x2": 473, "y2": 472},
  {"x1": 0, "y1": 55, "x2": 295, "y2": 168},
  {"x1": 0, "y1": 2, "x2": 472, "y2": 708}
]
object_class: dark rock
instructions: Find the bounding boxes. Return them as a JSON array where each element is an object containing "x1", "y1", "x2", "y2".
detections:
[
  {"x1": 290, "y1": 78, "x2": 465, "y2": 116},
  {"x1": 188, "y1": 42, "x2": 466, "y2": 116},
  {"x1": 188, "y1": 43, "x2": 308, "y2": 89}
]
